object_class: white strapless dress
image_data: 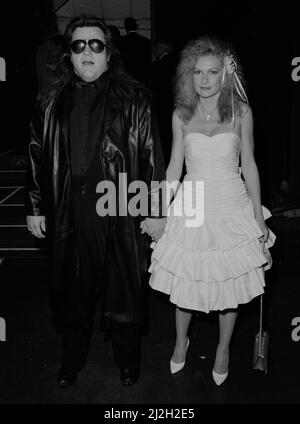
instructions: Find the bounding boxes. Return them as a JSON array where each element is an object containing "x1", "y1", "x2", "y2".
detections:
[{"x1": 148, "y1": 132, "x2": 276, "y2": 312}]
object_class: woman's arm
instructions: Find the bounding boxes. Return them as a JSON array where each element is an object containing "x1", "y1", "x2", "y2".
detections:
[
  {"x1": 240, "y1": 105, "x2": 269, "y2": 242},
  {"x1": 165, "y1": 110, "x2": 185, "y2": 198},
  {"x1": 240, "y1": 106, "x2": 264, "y2": 219}
]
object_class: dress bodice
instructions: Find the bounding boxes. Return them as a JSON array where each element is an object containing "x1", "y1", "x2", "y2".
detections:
[{"x1": 184, "y1": 132, "x2": 241, "y2": 181}]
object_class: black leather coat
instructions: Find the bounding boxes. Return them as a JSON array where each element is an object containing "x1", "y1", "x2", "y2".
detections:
[{"x1": 26, "y1": 79, "x2": 165, "y2": 328}]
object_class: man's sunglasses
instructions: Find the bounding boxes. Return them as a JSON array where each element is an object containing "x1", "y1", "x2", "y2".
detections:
[{"x1": 71, "y1": 39, "x2": 106, "y2": 54}]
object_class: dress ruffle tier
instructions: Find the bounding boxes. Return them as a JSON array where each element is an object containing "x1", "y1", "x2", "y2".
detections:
[{"x1": 148, "y1": 204, "x2": 276, "y2": 313}]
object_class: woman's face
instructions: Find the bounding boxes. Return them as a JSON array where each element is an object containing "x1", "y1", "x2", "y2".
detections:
[{"x1": 193, "y1": 54, "x2": 224, "y2": 98}]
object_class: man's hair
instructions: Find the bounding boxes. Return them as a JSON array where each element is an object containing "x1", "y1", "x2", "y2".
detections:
[
  {"x1": 174, "y1": 36, "x2": 247, "y2": 123},
  {"x1": 124, "y1": 17, "x2": 137, "y2": 32},
  {"x1": 63, "y1": 14, "x2": 111, "y2": 54},
  {"x1": 38, "y1": 14, "x2": 143, "y2": 106}
]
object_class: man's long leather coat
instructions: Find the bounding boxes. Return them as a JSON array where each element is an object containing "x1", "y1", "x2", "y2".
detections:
[{"x1": 26, "y1": 80, "x2": 165, "y2": 329}]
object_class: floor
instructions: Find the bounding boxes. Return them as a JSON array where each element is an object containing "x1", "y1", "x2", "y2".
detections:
[{"x1": 0, "y1": 218, "x2": 300, "y2": 404}]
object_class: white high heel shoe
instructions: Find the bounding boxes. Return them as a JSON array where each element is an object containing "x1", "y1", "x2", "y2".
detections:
[
  {"x1": 170, "y1": 338, "x2": 190, "y2": 375},
  {"x1": 212, "y1": 369, "x2": 228, "y2": 386}
]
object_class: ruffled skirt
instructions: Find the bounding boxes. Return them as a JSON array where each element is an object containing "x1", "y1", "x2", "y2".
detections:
[{"x1": 148, "y1": 174, "x2": 276, "y2": 313}]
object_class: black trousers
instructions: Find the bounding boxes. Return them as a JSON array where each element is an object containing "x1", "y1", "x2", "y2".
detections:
[{"x1": 60, "y1": 181, "x2": 140, "y2": 373}]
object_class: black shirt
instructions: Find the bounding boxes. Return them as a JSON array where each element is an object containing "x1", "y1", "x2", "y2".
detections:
[{"x1": 70, "y1": 72, "x2": 108, "y2": 178}]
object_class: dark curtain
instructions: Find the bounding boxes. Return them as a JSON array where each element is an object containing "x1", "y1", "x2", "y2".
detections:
[{"x1": 0, "y1": 0, "x2": 54, "y2": 154}]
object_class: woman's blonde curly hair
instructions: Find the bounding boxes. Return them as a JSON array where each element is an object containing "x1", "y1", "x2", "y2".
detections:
[{"x1": 174, "y1": 36, "x2": 247, "y2": 124}]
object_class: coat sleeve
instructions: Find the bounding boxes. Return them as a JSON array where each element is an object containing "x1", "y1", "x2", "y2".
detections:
[
  {"x1": 137, "y1": 91, "x2": 166, "y2": 218},
  {"x1": 25, "y1": 101, "x2": 46, "y2": 216}
]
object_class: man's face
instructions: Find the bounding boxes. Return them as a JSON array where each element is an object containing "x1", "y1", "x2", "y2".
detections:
[{"x1": 71, "y1": 26, "x2": 109, "y2": 82}]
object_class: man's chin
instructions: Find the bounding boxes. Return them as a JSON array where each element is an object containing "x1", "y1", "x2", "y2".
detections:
[{"x1": 80, "y1": 73, "x2": 98, "y2": 83}]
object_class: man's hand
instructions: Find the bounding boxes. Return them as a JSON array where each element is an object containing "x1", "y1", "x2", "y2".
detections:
[
  {"x1": 140, "y1": 218, "x2": 167, "y2": 242},
  {"x1": 26, "y1": 216, "x2": 46, "y2": 239}
]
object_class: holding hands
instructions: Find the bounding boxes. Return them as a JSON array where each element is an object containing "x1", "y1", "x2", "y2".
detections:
[
  {"x1": 140, "y1": 218, "x2": 167, "y2": 242},
  {"x1": 256, "y1": 218, "x2": 270, "y2": 252},
  {"x1": 256, "y1": 219, "x2": 272, "y2": 269}
]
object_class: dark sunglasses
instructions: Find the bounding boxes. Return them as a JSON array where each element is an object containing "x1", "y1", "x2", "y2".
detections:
[{"x1": 71, "y1": 39, "x2": 106, "y2": 54}]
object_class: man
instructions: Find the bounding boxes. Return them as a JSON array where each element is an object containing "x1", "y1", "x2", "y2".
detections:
[
  {"x1": 26, "y1": 15, "x2": 165, "y2": 389},
  {"x1": 119, "y1": 17, "x2": 151, "y2": 86}
]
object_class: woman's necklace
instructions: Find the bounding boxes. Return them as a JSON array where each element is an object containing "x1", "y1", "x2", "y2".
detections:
[{"x1": 198, "y1": 101, "x2": 218, "y2": 121}]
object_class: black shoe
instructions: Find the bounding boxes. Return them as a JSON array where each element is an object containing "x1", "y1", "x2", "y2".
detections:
[
  {"x1": 120, "y1": 368, "x2": 139, "y2": 386},
  {"x1": 57, "y1": 370, "x2": 78, "y2": 389}
]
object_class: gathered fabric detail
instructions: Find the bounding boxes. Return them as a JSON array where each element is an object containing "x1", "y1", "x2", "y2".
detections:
[{"x1": 148, "y1": 133, "x2": 276, "y2": 312}]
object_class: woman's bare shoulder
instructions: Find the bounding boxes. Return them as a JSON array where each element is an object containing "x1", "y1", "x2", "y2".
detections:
[
  {"x1": 238, "y1": 101, "x2": 252, "y2": 120},
  {"x1": 172, "y1": 109, "x2": 186, "y2": 130}
]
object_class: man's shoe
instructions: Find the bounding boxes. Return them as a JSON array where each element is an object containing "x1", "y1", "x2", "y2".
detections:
[
  {"x1": 57, "y1": 370, "x2": 78, "y2": 389},
  {"x1": 120, "y1": 368, "x2": 139, "y2": 386}
]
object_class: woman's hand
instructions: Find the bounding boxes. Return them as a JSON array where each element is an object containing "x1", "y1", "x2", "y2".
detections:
[
  {"x1": 256, "y1": 219, "x2": 269, "y2": 253},
  {"x1": 140, "y1": 218, "x2": 167, "y2": 242},
  {"x1": 256, "y1": 219, "x2": 273, "y2": 269}
]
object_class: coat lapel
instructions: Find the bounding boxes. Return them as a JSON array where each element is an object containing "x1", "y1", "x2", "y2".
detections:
[
  {"x1": 102, "y1": 84, "x2": 120, "y2": 138},
  {"x1": 55, "y1": 83, "x2": 73, "y2": 162},
  {"x1": 55, "y1": 80, "x2": 121, "y2": 169},
  {"x1": 86, "y1": 80, "x2": 120, "y2": 168}
]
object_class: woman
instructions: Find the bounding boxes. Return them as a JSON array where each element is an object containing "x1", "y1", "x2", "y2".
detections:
[{"x1": 143, "y1": 36, "x2": 275, "y2": 386}]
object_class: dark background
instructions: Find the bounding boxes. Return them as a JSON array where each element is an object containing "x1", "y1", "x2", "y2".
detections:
[
  {"x1": 152, "y1": 1, "x2": 300, "y2": 202},
  {"x1": 1, "y1": 0, "x2": 300, "y2": 202}
]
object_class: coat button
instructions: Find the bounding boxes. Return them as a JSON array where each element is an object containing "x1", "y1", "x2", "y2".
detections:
[{"x1": 81, "y1": 183, "x2": 87, "y2": 194}]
